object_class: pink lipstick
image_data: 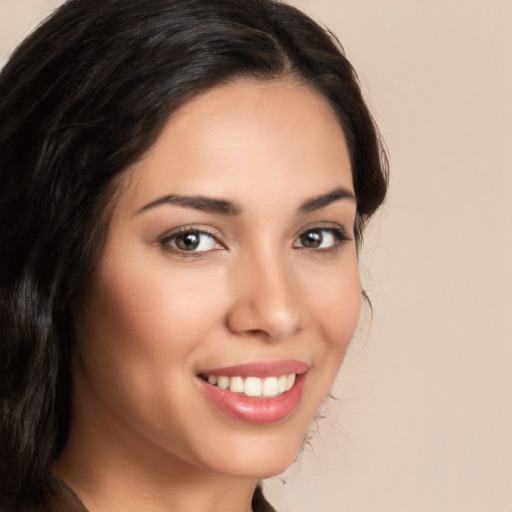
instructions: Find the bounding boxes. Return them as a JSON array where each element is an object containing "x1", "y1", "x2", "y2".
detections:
[{"x1": 197, "y1": 360, "x2": 309, "y2": 424}]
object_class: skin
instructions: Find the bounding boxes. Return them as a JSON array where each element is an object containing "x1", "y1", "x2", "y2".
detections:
[{"x1": 53, "y1": 78, "x2": 361, "y2": 512}]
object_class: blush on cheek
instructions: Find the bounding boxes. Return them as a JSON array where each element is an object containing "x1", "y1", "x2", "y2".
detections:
[{"x1": 312, "y1": 271, "x2": 361, "y2": 345}]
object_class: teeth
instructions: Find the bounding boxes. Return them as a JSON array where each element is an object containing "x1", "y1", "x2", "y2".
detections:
[
  {"x1": 278, "y1": 375, "x2": 287, "y2": 393},
  {"x1": 229, "y1": 376, "x2": 244, "y2": 393},
  {"x1": 285, "y1": 373, "x2": 295, "y2": 391},
  {"x1": 244, "y1": 377, "x2": 262, "y2": 397},
  {"x1": 205, "y1": 374, "x2": 296, "y2": 397},
  {"x1": 217, "y1": 376, "x2": 230, "y2": 390},
  {"x1": 263, "y1": 376, "x2": 278, "y2": 397}
]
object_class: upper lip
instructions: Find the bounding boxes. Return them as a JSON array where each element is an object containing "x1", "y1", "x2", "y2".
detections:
[{"x1": 197, "y1": 360, "x2": 309, "y2": 378}]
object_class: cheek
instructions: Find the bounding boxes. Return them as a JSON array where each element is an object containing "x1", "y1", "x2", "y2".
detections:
[
  {"x1": 75, "y1": 246, "x2": 234, "y2": 399},
  {"x1": 323, "y1": 280, "x2": 361, "y2": 347},
  {"x1": 73, "y1": 252, "x2": 229, "y2": 442},
  {"x1": 304, "y1": 256, "x2": 362, "y2": 378},
  {"x1": 85, "y1": 249, "x2": 220, "y2": 347},
  {"x1": 310, "y1": 261, "x2": 361, "y2": 342}
]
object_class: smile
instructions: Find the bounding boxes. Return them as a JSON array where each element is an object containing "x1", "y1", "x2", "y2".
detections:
[
  {"x1": 197, "y1": 360, "x2": 309, "y2": 424},
  {"x1": 200, "y1": 374, "x2": 296, "y2": 398}
]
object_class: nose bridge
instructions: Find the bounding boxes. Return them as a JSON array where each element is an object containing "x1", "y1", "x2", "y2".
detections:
[{"x1": 227, "y1": 242, "x2": 302, "y2": 339}]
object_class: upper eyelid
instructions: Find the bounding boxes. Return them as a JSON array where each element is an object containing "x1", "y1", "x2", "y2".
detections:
[
  {"x1": 159, "y1": 225, "x2": 220, "y2": 241},
  {"x1": 158, "y1": 227, "x2": 225, "y2": 255},
  {"x1": 296, "y1": 223, "x2": 352, "y2": 239},
  {"x1": 296, "y1": 226, "x2": 351, "y2": 241}
]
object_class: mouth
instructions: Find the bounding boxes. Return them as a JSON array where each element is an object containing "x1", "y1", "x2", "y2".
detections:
[{"x1": 196, "y1": 360, "x2": 309, "y2": 424}]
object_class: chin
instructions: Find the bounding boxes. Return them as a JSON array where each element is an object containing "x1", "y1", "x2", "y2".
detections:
[
  {"x1": 213, "y1": 452, "x2": 298, "y2": 480},
  {"x1": 198, "y1": 423, "x2": 308, "y2": 480}
]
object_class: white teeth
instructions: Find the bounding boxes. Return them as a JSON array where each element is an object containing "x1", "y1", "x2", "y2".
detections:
[
  {"x1": 229, "y1": 376, "x2": 244, "y2": 393},
  {"x1": 262, "y1": 376, "x2": 279, "y2": 397},
  {"x1": 206, "y1": 373, "x2": 296, "y2": 397},
  {"x1": 285, "y1": 373, "x2": 295, "y2": 391},
  {"x1": 277, "y1": 375, "x2": 287, "y2": 393},
  {"x1": 244, "y1": 377, "x2": 262, "y2": 397},
  {"x1": 217, "y1": 376, "x2": 230, "y2": 390}
]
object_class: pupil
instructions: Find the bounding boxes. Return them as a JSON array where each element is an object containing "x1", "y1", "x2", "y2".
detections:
[
  {"x1": 177, "y1": 232, "x2": 200, "y2": 250},
  {"x1": 302, "y1": 230, "x2": 322, "y2": 248}
]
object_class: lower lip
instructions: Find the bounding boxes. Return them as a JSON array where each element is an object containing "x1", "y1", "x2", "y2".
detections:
[{"x1": 198, "y1": 373, "x2": 307, "y2": 425}]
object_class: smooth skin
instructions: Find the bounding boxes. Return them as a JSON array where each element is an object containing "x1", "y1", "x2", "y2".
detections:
[{"x1": 53, "y1": 78, "x2": 361, "y2": 512}]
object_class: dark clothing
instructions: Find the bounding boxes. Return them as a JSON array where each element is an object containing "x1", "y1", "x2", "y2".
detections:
[
  {"x1": 45, "y1": 475, "x2": 87, "y2": 512},
  {"x1": 252, "y1": 485, "x2": 277, "y2": 512},
  {"x1": 44, "y1": 474, "x2": 276, "y2": 512}
]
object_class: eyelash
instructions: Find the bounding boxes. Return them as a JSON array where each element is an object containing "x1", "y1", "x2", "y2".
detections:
[
  {"x1": 159, "y1": 227, "x2": 221, "y2": 255},
  {"x1": 158, "y1": 226, "x2": 351, "y2": 256},
  {"x1": 292, "y1": 226, "x2": 351, "y2": 253}
]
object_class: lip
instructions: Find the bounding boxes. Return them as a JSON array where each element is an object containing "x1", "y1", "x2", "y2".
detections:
[
  {"x1": 196, "y1": 359, "x2": 309, "y2": 378},
  {"x1": 197, "y1": 360, "x2": 309, "y2": 425}
]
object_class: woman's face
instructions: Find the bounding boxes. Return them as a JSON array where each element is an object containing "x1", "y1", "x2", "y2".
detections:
[{"x1": 74, "y1": 78, "x2": 361, "y2": 479}]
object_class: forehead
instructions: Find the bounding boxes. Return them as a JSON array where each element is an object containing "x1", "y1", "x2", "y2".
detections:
[{"x1": 118, "y1": 78, "x2": 353, "y2": 213}]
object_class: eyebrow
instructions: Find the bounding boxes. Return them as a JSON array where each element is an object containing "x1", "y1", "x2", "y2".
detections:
[
  {"x1": 137, "y1": 186, "x2": 355, "y2": 216},
  {"x1": 297, "y1": 187, "x2": 356, "y2": 213},
  {"x1": 138, "y1": 194, "x2": 241, "y2": 215}
]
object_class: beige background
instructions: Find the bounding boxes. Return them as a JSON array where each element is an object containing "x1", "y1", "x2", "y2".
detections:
[{"x1": 1, "y1": 1, "x2": 511, "y2": 511}]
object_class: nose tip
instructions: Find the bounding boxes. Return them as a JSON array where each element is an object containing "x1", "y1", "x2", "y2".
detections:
[
  {"x1": 227, "y1": 298, "x2": 301, "y2": 339},
  {"x1": 226, "y1": 262, "x2": 302, "y2": 340}
]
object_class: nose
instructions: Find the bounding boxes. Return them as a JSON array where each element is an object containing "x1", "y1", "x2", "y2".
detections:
[{"x1": 226, "y1": 250, "x2": 303, "y2": 340}]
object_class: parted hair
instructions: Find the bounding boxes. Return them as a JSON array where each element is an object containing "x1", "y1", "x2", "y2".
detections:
[{"x1": 0, "y1": 0, "x2": 388, "y2": 508}]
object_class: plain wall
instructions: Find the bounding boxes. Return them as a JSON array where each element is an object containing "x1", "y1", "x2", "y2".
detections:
[{"x1": 1, "y1": 1, "x2": 511, "y2": 511}]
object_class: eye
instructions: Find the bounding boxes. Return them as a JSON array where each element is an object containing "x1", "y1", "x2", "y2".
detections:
[
  {"x1": 293, "y1": 227, "x2": 349, "y2": 250},
  {"x1": 160, "y1": 229, "x2": 222, "y2": 253}
]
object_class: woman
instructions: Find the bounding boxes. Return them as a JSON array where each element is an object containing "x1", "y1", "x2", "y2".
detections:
[{"x1": 0, "y1": 0, "x2": 388, "y2": 510}]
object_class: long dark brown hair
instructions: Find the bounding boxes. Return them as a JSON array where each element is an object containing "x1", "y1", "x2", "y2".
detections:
[{"x1": 0, "y1": 0, "x2": 387, "y2": 508}]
